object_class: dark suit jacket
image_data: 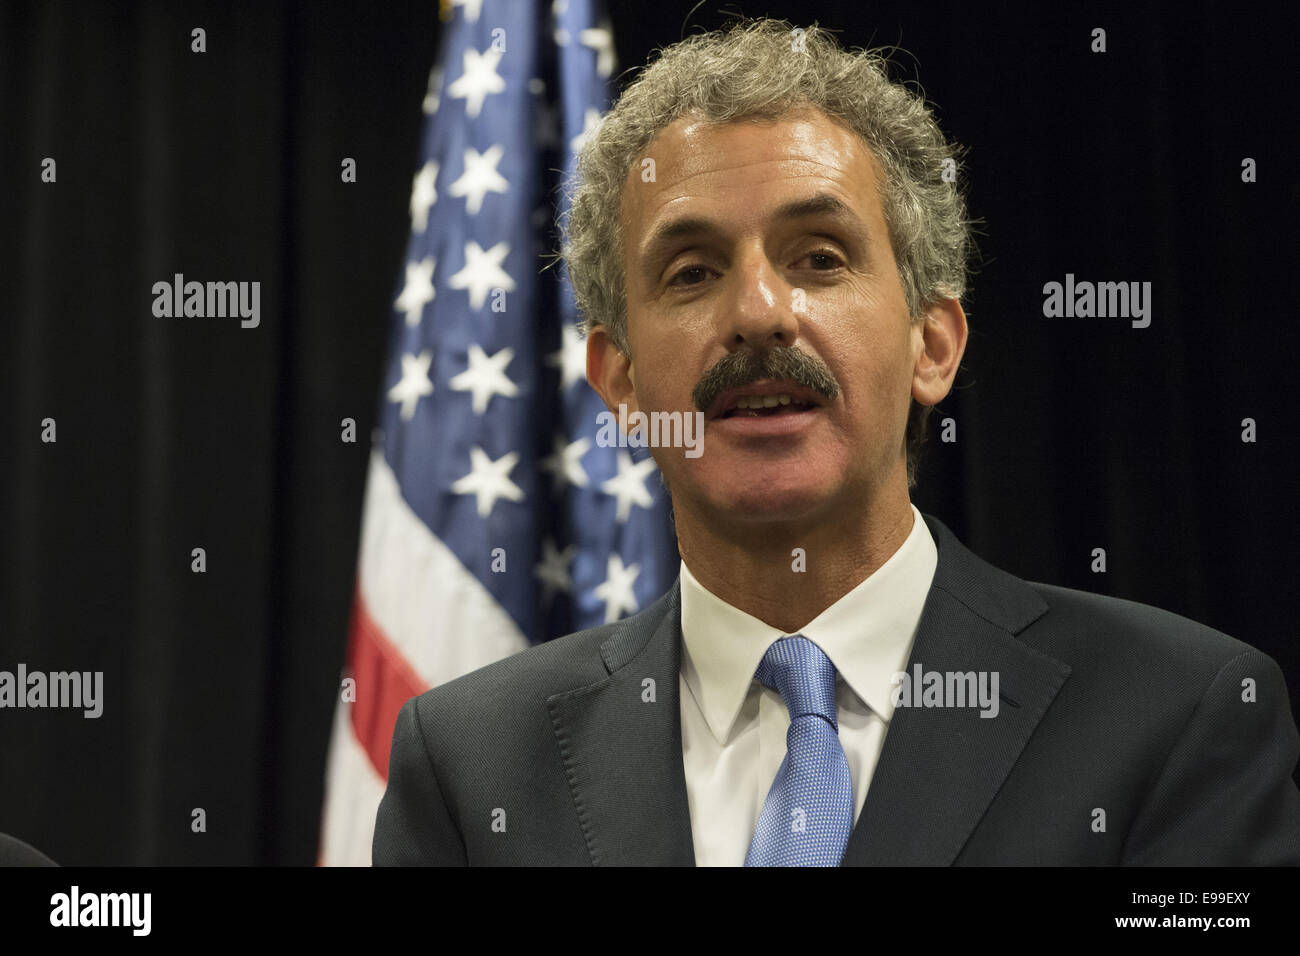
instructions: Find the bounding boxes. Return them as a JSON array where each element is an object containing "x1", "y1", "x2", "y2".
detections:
[{"x1": 373, "y1": 513, "x2": 1300, "y2": 865}]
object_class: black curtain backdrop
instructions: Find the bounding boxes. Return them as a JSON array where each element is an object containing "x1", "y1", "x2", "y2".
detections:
[{"x1": 2, "y1": 0, "x2": 1297, "y2": 865}]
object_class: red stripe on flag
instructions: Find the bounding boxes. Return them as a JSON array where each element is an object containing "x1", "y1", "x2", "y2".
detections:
[{"x1": 346, "y1": 585, "x2": 430, "y2": 781}]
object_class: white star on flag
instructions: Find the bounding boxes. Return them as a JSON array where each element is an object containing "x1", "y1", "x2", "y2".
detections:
[
  {"x1": 410, "y1": 161, "x2": 438, "y2": 233},
  {"x1": 387, "y1": 350, "x2": 434, "y2": 421},
  {"x1": 535, "y1": 537, "x2": 578, "y2": 604},
  {"x1": 594, "y1": 553, "x2": 641, "y2": 623},
  {"x1": 570, "y1": 107, "x2": 604, "y2": 155},
  {"x1": 449, "y1": 344, "x2": 519, "y2": 414},
  {"x1": 422, "y1": 66, "x2": 443, "y2": 115},
  {"x1": 540, "y1": 433, "x2": 591, "y2": 492},
  {"x1": 449, "y1": 145, "x2": 509, "y2": 215},
  {"x1": 579, "y1": 24, "x2": 616, "y2": 77},
  {"x1": 448, "y1": 240, "x2": 515, "y2": 310},
  {"x1": 447, "y1": 47, "x2": 506, "y2": 119},
  {"x1": 601, "y1": 450, "x2": 657, "y2": 523},
  {"x1": 451, "y1": 446, "x2": 525, "y2": 517},
  {"x1": 552, "y1": 0, "x2": 571, "y2": 46},
  {"x1": 450, "y1": 0, "x2": 484, "y2": 23},
  {"x1": 545, "y1": 323, "x2": 587, "y2": 392},
  {"x1": 394, "y1": 257, "x2": 436, "y2": 327}
]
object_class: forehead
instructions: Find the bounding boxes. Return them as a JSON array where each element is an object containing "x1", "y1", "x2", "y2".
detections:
[{"x1": 619, "y1": 108, "x2": 886, "y2": 250}]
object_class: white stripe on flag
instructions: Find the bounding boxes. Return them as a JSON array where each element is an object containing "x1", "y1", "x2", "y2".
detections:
[
  {"x1": 358, "y1": 448, "x2": 530, "y2": 687},
  {"x1": 319, "y1": 700, "x2": 386, "y2": 866},
  {"x1": 318, "y1": 449, "x2": 532, "y2": 865}
]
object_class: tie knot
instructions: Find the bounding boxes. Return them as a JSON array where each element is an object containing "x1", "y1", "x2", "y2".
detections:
[{"x1": 753, "y1": 635, "x2": 839, "y2": 729}]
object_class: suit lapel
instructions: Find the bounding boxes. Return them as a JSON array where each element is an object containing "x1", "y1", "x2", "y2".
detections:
[
  {"x1": 840, "y1": 515, "x2": 1070, "y2": 865},
  {"x1": 548, "y1": 585, "x2": 696, "y2": 865}
]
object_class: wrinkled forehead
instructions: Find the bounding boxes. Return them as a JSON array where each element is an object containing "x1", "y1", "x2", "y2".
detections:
[{"x1": 617, "y1": 108, "x2": 888, "y2": 260}]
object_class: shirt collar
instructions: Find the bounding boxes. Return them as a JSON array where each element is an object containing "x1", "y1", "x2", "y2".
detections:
[{"x1": 679, "y1": 504, "x2": 938, "y2": 744}]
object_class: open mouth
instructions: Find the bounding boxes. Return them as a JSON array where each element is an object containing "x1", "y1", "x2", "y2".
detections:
[{"x1": 718, "y1": 394, "x2": 819, "y2": 419}]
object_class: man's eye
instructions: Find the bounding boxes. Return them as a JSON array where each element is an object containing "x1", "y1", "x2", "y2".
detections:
[
  {"x1": 801, "y1": 250, "x2": 843, "y2": 270},
  {"x1": 669, "y1": 266, "x2": 710, "y2": 286}
]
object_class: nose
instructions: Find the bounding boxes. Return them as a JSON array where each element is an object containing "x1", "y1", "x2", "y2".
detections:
[{"x1": 717, "y1": 245, "x2": 800, "y2": 353}]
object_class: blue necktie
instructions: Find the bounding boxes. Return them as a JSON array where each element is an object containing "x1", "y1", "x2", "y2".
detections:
[{"x1": 744, "y1": 636, "x2": 854, "y2": 866}]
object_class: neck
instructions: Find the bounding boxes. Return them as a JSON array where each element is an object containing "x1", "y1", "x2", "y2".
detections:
[{"x1": 674, "y1": 481, "x2": 916, "y2": 634}]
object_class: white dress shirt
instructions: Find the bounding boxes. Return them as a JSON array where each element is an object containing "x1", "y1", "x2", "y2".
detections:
[{"x1": 678, "y1": 504, "x2": 938, "y2": 866}]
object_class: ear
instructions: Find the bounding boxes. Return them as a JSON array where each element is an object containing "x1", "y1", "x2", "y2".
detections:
[
  {"x1": 586, "y1": 325, "x2": 641, "y2": 417},
  {"x1": 911, "y1": 297, "x2": 968, "y2": 407}
]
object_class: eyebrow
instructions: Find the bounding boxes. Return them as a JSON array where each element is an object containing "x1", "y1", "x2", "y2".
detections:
[{"x1": 638, "y1": 193, "x2": 869, "y2": 271}]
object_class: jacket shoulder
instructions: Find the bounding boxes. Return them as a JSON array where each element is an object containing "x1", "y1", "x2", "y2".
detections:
[
  {"x1": 1024, "y1": 579, "x2": 1262, "y2": 669},
  {"x1": 407, "y1": 586, "x2": 675, "y2": 732}
]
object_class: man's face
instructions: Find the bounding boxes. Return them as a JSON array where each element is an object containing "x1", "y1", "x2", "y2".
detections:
[{"x1": 591, "y1": 108, "x2": 929, "y2": 528}]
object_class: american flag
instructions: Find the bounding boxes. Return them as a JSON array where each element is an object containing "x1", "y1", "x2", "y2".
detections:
[{"x1": 317, "y1": 0, "x2": 678, "y2": 865}]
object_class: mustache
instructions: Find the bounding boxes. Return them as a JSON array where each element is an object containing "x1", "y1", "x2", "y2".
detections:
[{"x1": 692, "y1": 346, "x2": 841, "y2": 414}]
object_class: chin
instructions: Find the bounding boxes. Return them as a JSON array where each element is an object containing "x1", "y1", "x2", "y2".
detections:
[{"x1": 698, "y1": 476, "x2": 840, "y2": 525}]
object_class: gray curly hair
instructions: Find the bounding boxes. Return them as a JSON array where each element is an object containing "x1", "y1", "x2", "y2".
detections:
[{"x1": 559, "y1": 17, "x2": 973, "y2": 488}]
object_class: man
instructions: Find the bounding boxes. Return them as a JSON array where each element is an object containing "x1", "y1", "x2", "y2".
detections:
[{"x1": 373, "y1": 18, "x2": 1300, "y2": 865}]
